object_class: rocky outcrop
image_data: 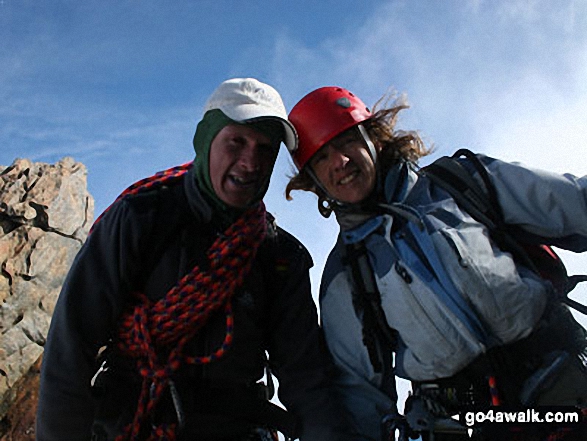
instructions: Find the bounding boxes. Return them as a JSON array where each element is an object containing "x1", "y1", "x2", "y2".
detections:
[{"x1": 0, "y1": 157, "x2": 94, "y2": 439}]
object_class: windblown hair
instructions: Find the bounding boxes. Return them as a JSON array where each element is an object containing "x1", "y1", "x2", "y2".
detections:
[{"x1": 285, "y1": 94, "x2": 432, "y2": 217}]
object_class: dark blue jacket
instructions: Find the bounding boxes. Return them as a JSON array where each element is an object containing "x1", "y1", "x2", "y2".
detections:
[{"x1": 37, "y1": 166, "x2": 348, "y2": 441}]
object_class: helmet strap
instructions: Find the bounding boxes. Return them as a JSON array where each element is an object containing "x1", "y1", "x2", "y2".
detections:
[
  {"x1": 306, "y1": 166, "x2": 333, "y2": 201},
  {"x1": 357, "y1": 124, "x2": 378, "y2": 166}
]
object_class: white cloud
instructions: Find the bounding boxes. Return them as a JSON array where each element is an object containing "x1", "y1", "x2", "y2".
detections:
[
  {"x1": 268, "y1": 0, "x2": 587, "y2": 408},
  {"x1": 479, "y1": 91, "x2": 587, "y2": 173},
  {"x1": 272, "y1": 0, "x2": 587, "y2": 269}
]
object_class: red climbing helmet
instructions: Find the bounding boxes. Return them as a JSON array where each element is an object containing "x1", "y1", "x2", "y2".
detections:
[{"x1": 288, "y1": 86, "x2": 372, "y2": 170}]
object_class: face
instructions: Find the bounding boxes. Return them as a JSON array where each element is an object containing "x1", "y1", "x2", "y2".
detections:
[
  {"x1": 309, "y1": 127, "x2": 376, "y2": 204},
  {"x1": 209, "y1": 123, "x2": 277, "y2": 208}
]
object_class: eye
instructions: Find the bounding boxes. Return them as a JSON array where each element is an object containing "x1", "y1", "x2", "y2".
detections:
[
  {"x1": 258, "y1": 144, "x2": 278, "y2": 161},
  {"x1": 228, "y1": 136, "x2": 246, "y2": 149},
  {"x1": 339, "y1": 132, "x2": 361, "y2": 147},
  {"x1": 311, "y1": 150, "x2": 328, "y2": 165}
]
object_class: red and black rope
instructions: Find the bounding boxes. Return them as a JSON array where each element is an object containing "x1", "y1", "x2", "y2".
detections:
[
  {"x1": 91, "y1": 162, "x2": 193, "y2": 232},
  {"x1": 90, "y1": 164, "x2": 267, "y2": 440}
]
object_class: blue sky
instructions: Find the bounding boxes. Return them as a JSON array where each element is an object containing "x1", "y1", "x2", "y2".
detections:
[{"x1": 3, "y1": 0, "x2": 587, "y2": 410}]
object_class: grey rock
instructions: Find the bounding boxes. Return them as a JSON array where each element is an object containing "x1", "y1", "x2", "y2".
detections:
[{"x1": 0, "y1": 157, "x2": 94, "y2": 421}]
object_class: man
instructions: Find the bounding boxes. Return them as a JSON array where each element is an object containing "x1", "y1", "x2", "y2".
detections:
[
  {"x1": 285, "y1": 86, "x2": 587, "y2": 440},
  {"x1": 37, "y1": 78, "x2": 348, "y2": 441}
]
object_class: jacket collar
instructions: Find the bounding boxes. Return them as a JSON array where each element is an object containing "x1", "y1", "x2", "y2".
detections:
[
  {"x1": 184, "y1": 164, "x2": 214, "y2": 224},
  {"x1": 383, "y1": 161, "x2": 419, "y2": 204},
  {"x1": 334, "y1": 161, "x2": 419, "y2": 232}
]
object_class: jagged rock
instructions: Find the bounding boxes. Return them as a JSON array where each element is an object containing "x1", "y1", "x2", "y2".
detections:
[
  {"x1": 0, "y1": 157, "x2": 94, "y2": 436},
  {"x1": 0, "y1": 356, "x2": 41, "y2": 441}
]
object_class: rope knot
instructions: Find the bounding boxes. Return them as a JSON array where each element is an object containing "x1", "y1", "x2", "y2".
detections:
[{"x1": 98, "y1": 164, "x2": 267, "y2": 440}]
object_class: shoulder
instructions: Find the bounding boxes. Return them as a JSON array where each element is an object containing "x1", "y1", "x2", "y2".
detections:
[
  {"x1": 265, "y1": 214, "x2": 313, "y2": 269},
  {"x1": 122, "y1": 179, "x2": 191, "y2": 228},
  {"x1": 319, "y1": 239, "x2": 345, "y2": 301},
  {"x1": 91, "y1": 179, "x2": 191, "y2": 244},
  {"x1": 123, "y1": 179, "x2": 186, "y2": 215}
]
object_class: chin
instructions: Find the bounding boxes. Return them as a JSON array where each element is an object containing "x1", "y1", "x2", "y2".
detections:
[{"x1": 338, "y1": 196, "x2": 364, "y2": 205}]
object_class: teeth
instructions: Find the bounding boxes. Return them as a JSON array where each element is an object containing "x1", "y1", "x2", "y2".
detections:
[
  {"x1": 339, "y1": 172, "x2": 357, "y2": 185},
  {"x1": 231, "y1": 176, "x2": 256, "y2": 187}
]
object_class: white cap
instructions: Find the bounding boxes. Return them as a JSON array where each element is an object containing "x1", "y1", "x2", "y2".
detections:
[{"x1": 204, "y1": 78, "x2": 298, "y2": 152}]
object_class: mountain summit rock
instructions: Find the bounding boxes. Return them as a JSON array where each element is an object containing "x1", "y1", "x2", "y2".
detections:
[{"x1": 0, "y1": 157, "x2": 94, "y2": 440}]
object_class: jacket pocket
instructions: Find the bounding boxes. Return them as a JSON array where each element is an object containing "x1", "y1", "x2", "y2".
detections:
[
  {"x1": 379, "y1": 262, "x2": 483, "y2": 380},
  {"x1": 437, "y1": 226, "x2": 500, "y2": 317},
  {"x1": 436, "y1": 226, "x2": 548, "y2": 345}
]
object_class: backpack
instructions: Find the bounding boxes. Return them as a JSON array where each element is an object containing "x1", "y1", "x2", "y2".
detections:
[
  {"x1": 422, "y1": 148, "x2": 587, "y2": 314},
  {"x1": 392, "y1": 149, "x2": 587, "y2": 436}
]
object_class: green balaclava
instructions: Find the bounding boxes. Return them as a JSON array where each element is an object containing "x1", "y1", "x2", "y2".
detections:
[{"x1": 192, "y1": 109, "x2": 283, "y2": 225}]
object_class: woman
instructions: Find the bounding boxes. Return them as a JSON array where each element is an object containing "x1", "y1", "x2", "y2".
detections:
[{"x1": 285, "y1": 86, "x2": 587, "y2": 440}]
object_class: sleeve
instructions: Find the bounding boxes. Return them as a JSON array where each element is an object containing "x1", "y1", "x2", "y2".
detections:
[
  {"x1": 36, "y1": 200, "x2": 141, "y2": 441},
  {"x1": 319, "y1": 249, "x2": 396, "y2": 441},
  {"x1": 264, "y1": 234, "x2": 355, "y2": 441},
  {"x1": 481, "y1": 155, "x2": 587, "y2": 251}
]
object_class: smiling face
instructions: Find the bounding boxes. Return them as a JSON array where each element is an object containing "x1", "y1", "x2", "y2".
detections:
[
  {"x1": 309, "y1": 127, "x2": 377, "y2": 204},
  {"x1": 209, "y1": 123, "x2": 278, "y2": 208}
]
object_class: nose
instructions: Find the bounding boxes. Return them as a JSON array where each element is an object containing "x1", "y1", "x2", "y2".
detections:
[
  {"x1": 331, "y1": 148, "x2": 350, "y2": 171},
  {"x1": 238, "y1": 143, "x2": 262, "y2": 171}
]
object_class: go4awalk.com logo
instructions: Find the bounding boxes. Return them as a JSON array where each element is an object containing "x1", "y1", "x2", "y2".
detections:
[{"x1": 460, "y1": 407, "x2": 582, "y2": 427}]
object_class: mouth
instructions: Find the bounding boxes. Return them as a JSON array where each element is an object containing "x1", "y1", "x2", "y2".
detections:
[
  {"x1": 228, "y1": 174, "x2": 261, "y2": 189},
  {"x1": 337, "y1": 170, "x2": 359, "y2": 186}
]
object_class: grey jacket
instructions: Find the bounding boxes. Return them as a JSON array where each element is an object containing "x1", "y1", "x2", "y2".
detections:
[{"x1": 320, "y1": 154, "x2": 587, "y2": 439}]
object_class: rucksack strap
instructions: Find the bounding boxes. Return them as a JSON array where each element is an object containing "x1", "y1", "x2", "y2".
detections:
[
  {"x1": 424, "y1": 149, "x2": 502, "y2": 226},
  {"x1": 423, "y1": 149, "x2": 587, "y2": 307},
  {"x1": 423, "y1": 150, "x2": 539, "y2": 274},
  {"x1": 343, "y1": 241, "x2": 398, "y2": 403},
  {"x1": 561, "y1": 278, "x2": 587, "y2": 315}
]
